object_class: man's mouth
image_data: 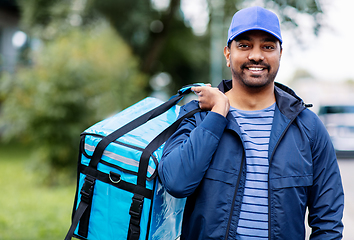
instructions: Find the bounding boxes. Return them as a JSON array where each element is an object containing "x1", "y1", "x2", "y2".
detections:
[
  {"x1": 243, "y1": 65, "x2": 270, "y2": 74},
  {"x1": 241, "y1": 62, "x2": 270, "y2": 72},
  {"x1": 247, "y1": 67, "x2": 264, "y2": 71}
]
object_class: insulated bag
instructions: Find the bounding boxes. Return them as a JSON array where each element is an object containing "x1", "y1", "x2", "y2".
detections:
[{"x1": 65, "y1": 84, "x2": 203, "y2": 240}]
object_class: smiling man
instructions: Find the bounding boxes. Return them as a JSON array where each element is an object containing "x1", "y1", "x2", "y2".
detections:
[{"x1": 158, "y1": 6, "x2": 344, "y2": 240}]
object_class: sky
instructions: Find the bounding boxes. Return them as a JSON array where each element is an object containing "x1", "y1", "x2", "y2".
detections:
[{"x1": 277, "y1": 0, "x2": 354, "y2": 83}]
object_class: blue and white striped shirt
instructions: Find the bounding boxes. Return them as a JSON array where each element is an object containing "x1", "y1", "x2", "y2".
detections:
[{"x1": 230, "y1": 103, "x2": 275, "y2": 240}]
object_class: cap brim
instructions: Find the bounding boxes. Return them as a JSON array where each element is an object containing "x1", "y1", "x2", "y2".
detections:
[{"x1": 227, "y1": 27, "x2": 283, "y2": 45}]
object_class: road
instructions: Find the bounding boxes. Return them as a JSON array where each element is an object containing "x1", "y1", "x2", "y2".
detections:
[
  {"x1": 305, "y1": 158, "x2": 354, "y2": 239},
  {"x1": 338, "y1": 158, "x2": 354, "y2": 239}
]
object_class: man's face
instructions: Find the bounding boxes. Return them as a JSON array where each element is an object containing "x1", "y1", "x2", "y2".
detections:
[{"x1": 224, "y1": 30, "x2": 282, "y2": 89}]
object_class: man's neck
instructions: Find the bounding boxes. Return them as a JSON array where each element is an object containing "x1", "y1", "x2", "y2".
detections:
[{"x1": 225, "y1": 81, "x2": 276, "y2": 111}]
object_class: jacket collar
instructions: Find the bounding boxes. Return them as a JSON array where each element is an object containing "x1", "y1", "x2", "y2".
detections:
[{"x1": 217, "y1": 80, "x2": 306, "y2": 120}]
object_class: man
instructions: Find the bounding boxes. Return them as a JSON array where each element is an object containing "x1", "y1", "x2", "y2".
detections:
[{"x1": 158, "y1": 6, "x2": 344, "y2": 240}]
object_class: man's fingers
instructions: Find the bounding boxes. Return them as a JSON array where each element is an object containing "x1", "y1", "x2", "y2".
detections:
[
  {"x1": 191, "y1": 85, "x2": 212, "y2": 95},
  {"x1": 191, "y1": 86, "x2": 201, "y2": 93}
]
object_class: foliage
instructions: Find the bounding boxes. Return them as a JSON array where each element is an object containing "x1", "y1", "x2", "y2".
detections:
[
  {"x1": 0, "y1": 142, "x2": 75, "y2": 239},
  {"x1": 15, "y1": 0, "x2": 324, "y2": 92},
  {"x1": 16, "y1": 0, "x2": 209, "y2": 93},
  {"x1": 0, "y1": 23, "x2": 147, "y2": 181}
]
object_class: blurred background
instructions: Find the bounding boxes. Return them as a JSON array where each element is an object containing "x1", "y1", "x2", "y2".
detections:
[{"x1": 0, "y1": 0, "x2": 353, "y2": 239}]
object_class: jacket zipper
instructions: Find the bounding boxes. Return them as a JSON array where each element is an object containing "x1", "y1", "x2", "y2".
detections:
[
  {"x1": 267, "y1": 112, "x2": 304, "y2": 239},
  {"x1": 225, "y1": 151, "x2": 245, "y2": 240}
]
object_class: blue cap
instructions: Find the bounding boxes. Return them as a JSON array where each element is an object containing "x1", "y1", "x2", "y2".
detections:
[{"x1": 227, "y1": 6, "x2": 282, "y2": 45}]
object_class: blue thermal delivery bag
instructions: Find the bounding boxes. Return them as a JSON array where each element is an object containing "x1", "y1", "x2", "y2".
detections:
[{"x1": 65, "y1": 84, "x2": 203, "y2": 240}]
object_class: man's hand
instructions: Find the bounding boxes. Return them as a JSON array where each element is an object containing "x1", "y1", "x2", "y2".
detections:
[{"x1": 191, "y1": 85, "x2": 230, "y2": 117}]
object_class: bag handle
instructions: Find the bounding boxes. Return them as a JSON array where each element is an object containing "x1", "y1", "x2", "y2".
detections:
[{"x1": 87, "y1": 83, "x2": 205, "y2": 173}]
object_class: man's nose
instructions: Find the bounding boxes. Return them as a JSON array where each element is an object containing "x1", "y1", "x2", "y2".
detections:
[{"x1": 248, "y1": 47, "x2": 264, "y2": 62}]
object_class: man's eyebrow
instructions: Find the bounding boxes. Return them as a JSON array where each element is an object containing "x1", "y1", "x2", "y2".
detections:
[
  {"x1": 234, "y1": 35, "x2": 251, "y2": 42},
  {"x1": 263, "y1": 37, "x2": 277, "y2": 43}
]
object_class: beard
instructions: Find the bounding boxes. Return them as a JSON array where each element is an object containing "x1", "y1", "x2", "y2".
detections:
[{"x1": 231, "y1": 61, "x2": 279, "y2": 89}]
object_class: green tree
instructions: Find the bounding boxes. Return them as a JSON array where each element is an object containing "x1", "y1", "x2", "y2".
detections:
[
  {"x1": 0, "y1": 23, "x2": 147, "y2": 183},
  {"x1": 15, "y1": 0, "x2": 323, "y2": 92}
]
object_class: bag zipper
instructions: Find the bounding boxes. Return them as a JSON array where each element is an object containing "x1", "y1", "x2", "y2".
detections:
[
  {"x1": 81, "y1": 132, "x2": 146, "y2": 151},
  {"x1": 81, "y1": 133, "x2": 159, "y2": 181}
]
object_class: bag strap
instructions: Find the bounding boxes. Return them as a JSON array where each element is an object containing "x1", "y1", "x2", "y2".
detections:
[
  {"x1": 136, "y1": 107, "x2": 201, "y2": 187},
  {"x1": 127, "y1": 193, "x2": 145, "y2": 240},
  {"x1": 64, "y1": 175, "x2": 95, "y2": 240}
]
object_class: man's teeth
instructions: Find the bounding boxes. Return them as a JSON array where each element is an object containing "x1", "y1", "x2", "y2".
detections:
[{"x1": 248, "y1": 67, "x2": 263, "y2": 71}]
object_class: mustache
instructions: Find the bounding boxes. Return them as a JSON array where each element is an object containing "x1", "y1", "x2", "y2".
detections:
[{"x1": 241, "y1": 61, "x2": 270, "y2": 70}]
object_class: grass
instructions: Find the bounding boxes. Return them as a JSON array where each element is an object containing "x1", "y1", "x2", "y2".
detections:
[{"x1": 0, "y1": 142, "x2": 76, "y2": 240}]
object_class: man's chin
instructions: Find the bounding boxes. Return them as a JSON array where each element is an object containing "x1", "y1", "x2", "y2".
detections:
[{"x1": 241, "y1": 78, "x2": 273, "y2": 89}]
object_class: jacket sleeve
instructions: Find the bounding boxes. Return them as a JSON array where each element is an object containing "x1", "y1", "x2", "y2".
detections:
[
  {"x1": 308, "y1": 116, "x2": 344, "y2": 239},
  {"x1": 158, "y1": 105, "x2": 228, "y2": 198}
]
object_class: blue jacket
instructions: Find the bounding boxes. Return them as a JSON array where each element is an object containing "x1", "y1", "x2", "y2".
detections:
[{"x1": 158, "y1": 80, "x2": 344, "y2": 240}]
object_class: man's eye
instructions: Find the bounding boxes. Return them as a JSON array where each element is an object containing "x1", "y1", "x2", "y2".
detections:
[
  {"x1": 264, "y1": 45, "x2": 275, "y2": 50},
  {"x1": 238, "y1": 44, "x2": 249, "y2": 48}
]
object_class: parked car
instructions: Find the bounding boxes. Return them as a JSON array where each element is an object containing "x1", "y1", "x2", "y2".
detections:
[{"x1": 318, "y1": 105, "x2": 354, "y2": 158}]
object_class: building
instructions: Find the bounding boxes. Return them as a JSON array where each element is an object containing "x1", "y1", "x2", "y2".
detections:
[{"x1": 0, "y1": 0, "x2": 21, "y2": 73}]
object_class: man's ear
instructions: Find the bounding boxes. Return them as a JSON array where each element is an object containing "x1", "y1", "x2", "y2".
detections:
[
  {"x1": 224, "y1": 46, "x2": 231, "y2": 67},
  {"x1": 279, "y1": 47, "x2": 283, "y2": 61}
]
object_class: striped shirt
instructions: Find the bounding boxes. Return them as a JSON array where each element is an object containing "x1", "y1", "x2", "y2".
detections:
[{"x1": 230, "y1": 103, "x2": 275, "y2": 240}]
